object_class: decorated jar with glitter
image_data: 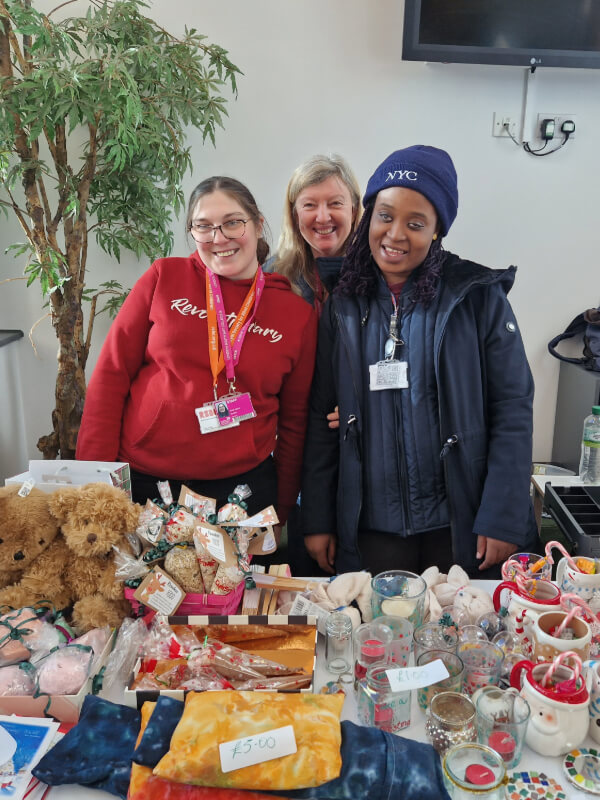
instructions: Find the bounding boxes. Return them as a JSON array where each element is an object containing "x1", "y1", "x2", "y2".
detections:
[
  {"x1": 357, "y1": 663, "x2": 411, "y2": 733},
  {"x1": 442, "y1": 742, "x2": 506, "y2": 799},
  {"x1": 425, "y1": 691, "x2": 477, "y2": 756}
]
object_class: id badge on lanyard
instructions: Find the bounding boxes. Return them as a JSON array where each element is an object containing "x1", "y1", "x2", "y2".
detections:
[
  {"x1": 369, "y1": 292, "x2": 409, "y2": 391},
  {"x1": 195, "y1": 267, "x2": 263, "y2": 434}
]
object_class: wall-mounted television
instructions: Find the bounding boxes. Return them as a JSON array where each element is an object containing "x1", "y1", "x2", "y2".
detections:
[{"x1": 402, "y1": 0, "x2": 600, "y2": 70}]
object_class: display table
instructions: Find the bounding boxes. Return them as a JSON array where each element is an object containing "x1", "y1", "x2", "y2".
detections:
[{"x1": 43, "y1": 580, "x2": 596, "y2": 798}]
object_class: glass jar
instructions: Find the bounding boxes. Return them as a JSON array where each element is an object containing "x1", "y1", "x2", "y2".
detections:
[
  {"x1": 442, "y1": 743, "x2": 506, "y2": 799},
  {"x1": 425, "y1": 691, "x2": 476, "y2": 756},
  {"x1": 357, "y1": 663, "x2": 411, "y2": 733},
  {"x1": 325, "y1": 611, "x2": 353, "y2": 674}
]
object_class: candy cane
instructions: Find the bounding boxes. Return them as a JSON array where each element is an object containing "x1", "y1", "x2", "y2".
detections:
[
  {"x1": 560, "y1": 592, "x2": 600, "y2": 623},
  {"x1": 541, "y1": 649, "x2": 582, "y2": 687},
  {"x1": 544, "y1": 540, "x2": 580, "y2": 571},
  {"x1": 553, "y1": 605, "x2": 583, "y2": 639},
  {"x1": 502, "y1": 557, "x2": 529, "y2": 582}
]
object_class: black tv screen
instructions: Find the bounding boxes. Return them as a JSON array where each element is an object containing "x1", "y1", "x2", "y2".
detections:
[{"x1": 403, "y1": 0, "x2": 600, "y2": 69}]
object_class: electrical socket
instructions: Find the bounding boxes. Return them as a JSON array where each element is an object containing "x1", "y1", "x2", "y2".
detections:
[
  {"x1": 492, "y1": 112, "x2": 518, "y2": 139},
  {"x1": 535, "y1": 113, "x2": 577, "y2": 141}
]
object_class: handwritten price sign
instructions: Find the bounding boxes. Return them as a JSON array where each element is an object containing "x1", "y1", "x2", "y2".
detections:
[{"x1": 219, "y1": 725, "x2": 297, "y2": 773}]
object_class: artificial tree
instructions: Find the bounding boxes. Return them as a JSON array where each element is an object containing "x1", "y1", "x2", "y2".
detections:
[{"x1": 0, "y1": 0, "x2": 240, "y2": 458}]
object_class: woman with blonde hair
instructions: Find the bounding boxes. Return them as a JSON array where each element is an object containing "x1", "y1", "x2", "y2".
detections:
[{"x1": 272, "y1": 154, "x2": 361, "y2": 313}]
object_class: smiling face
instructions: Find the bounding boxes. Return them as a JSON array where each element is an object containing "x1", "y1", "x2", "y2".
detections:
[
  {"x1": 368, "y1": 187, "x2": 438, "y2": 286},
  {"x1": 191, "y1": 190, "x2": 261, "y2": 281},
  {"x1": 294, "y1": 175, "x2": 355, "y2": 259}
]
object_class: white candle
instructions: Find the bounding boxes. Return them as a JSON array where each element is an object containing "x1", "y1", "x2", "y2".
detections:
[{"x1": 381, "y1": 598, "x2": 415, "y2": 618}]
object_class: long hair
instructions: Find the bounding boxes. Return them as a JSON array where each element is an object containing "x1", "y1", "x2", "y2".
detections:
[
  {"x1": 336, "y1": 201, "x2": 445, "y2": 307},
  {"x1": 274, "y1": 154, "x2": 361, "y2": 295},
  {"x1": 186, "y1": 176, "x2": 271, "y2": 264}
]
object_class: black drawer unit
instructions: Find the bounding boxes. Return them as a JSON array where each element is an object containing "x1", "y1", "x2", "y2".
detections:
[{"x1": 544, "y1": 483, "x2": 600, "y2": 557}]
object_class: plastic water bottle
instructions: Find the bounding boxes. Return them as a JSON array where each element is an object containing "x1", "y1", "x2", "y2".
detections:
[{"x1": 579, "y1": 405, "x2": 600, "y2": 483}]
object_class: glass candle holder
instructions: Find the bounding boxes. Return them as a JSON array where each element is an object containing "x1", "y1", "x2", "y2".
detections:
[
  {"x1": 503, "y1": 551, "x2": 552, "y2": 582},
  {"x1": 353, "y1": 620, "x2": 393, "y2": 686},
  {"x1": 357, "y1": 663, "x2": 411, "y2": 733},
  {"x1": 475, "y1": 686, "x2": 531, "y2": 769},
  {"x1": 371, "y1": 570, "x2": 427, "y2": 628},
  {"x1": 414, "y1": 622, "x2": 459, "y2": 662},
  {"x1": 325, "y1": 611, "x2": 353, "y2": 674},
  {"x1": 425, "y1": 691, "x2": 477, "y2": 756},
  {"x1": 442, "y1": 742, "x2": 507, "y2": 800},
  {"x1": 457, "y1": 641, "x2": 504, "y2": 696},
  {"x1": 416, "y1": 650, "x2": 465, "y2": 712}
]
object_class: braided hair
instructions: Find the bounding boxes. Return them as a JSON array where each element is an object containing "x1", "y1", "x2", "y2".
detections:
[{"x1": 336, "y1": 201, "x2": 445, "y2": 308}]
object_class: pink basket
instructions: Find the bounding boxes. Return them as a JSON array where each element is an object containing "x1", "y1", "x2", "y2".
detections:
[{"x1": 124, "y1": 580, "x2": 244, "y2": 617}]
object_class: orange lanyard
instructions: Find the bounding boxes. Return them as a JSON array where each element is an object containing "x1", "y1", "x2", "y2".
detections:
[{"x1": 206, "y1": 268, "x2": 261, "y2": 396}]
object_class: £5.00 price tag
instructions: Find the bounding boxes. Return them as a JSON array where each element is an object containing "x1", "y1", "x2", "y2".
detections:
[
  {"x1": 219, "y1": 725, "x2": 297, "y2": 773},
  {"x1": 386, "y1": 659, "x2": 450, "y2": 693}
]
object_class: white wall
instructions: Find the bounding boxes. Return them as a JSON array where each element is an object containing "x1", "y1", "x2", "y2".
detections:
[{"x1": 1, "y1": 0, "x2": 600, "y2": 479}]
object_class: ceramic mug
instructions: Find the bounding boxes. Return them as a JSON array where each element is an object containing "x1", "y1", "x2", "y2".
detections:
[
  {"x1": 531, "y1": 611, "x2": 591, "y2": 664},
  {"x1": 584, "y1": 659, "x2": 600, "y2": 745},
  {"x1": 510, "y1": 659, "x2": 590, "y2": 756},
  {"x1": 492, "y1": 579, "x2": 561, "y2": 636},
  {"x1": 556, "y1": 557, "x2": 600, "y2": 612}
]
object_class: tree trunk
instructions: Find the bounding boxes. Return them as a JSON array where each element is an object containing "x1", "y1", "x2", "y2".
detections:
[{"x1": 37, "y1": 287, "x2": 86, "y2": 460}]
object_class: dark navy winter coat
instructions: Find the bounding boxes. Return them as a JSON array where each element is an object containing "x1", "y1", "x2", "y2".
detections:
[{"x1": 301, "y1": 252, "x2": 538, "y2": 575}]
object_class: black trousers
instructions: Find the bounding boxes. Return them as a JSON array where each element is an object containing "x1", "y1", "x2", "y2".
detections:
[
  {"x1": 130, "y1": 456, "x2": 277, "y2": 516},
  {"x1": 357, "y1": 527, "x2": 455, "y2": 575}
]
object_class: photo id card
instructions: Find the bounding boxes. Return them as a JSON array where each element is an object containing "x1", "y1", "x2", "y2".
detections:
[
  {"x1": 213, "y1": 392, "x2": 256, "y2": 426},
  {"x1": 195, "y1": 404, "x2": 240, "y2": 434},
  {"x1": 369, "y1": 360, "x2": 408, "y2": 391}
]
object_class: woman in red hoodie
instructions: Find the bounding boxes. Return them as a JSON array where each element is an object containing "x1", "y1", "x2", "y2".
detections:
[{"x1": 76, "y1": 177, "x2": 318, "y2": 527}]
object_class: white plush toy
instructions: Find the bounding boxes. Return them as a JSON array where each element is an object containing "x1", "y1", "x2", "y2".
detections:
[
  {"x1": 278, "y1": 571, "x2": 372, "y2": 628},
  {"x1": 422, "y1": 565, "x2": 494, "y2": 624}
]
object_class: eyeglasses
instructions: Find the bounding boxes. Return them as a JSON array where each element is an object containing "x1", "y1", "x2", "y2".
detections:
[{"x1": 189, "y1": 218, "x2": 250, "y2": 243}]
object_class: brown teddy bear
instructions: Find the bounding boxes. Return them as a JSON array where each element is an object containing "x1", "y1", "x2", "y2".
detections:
[
  {"x1": 0, "y1": 485, "x2": 71, "y2": 610},
  {"x1": 0, "y1": 482, "x2": 141, "y2": 633},
  {"x1": 47, "y1": 483, "x2": 142, "y2": 633}
]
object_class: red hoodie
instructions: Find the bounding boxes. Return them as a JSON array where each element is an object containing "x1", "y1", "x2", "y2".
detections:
[{"x1": 76, "y1": 253, "x2": 318, "y2": 522}]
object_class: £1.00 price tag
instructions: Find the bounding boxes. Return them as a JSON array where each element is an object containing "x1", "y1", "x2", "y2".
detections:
[
  {"x1": 386, "y1": 659, "x2": 450, "y2": 693},
  {"x1": 219, "y1": 725, "x2": 297, "y2": 773}
]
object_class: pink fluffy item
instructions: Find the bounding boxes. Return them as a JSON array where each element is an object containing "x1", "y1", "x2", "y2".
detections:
[
  {"x1": 36, "y1": 643, "x2": 94, "y2": 695},
  {"x1": 0, "y1": 661, "x2": 36, "y2": 696},
  {"x1": 72, "y1": 626, "x2": 112, "y2": 671},
  {"x1": 0, "y1": 607, "x2": 50, "y2": 666}
]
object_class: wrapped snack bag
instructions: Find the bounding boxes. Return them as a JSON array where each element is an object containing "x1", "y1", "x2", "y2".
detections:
[
  {"x1": 164, "y1": 545, "x2": 204, "y2": 593},
  {"x1": 137, "y1": 500, "x2": 168, "y2": 545},
  {"x1": 178, "y1": 486, "x2": 216, "y2": 520},
  {"x1": 192, "y1": 530, "x2": 219, "y2": 593},
  {"x1": 36, "y1": 643, "x2": 94, "y2": 695},
  {"x1": 165, "y1": 508, "x2": 197, "y2": 544},
  {"x1": 157, "y1": 480, "x2": 174, "y2": 508},
  {"x1": 0, "y1": 661, "x2": 36, "y2": 695}
]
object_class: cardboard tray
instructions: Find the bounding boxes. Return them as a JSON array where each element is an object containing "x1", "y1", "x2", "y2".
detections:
[
  {"x1": 0, "y1": 633, "x2": 115, "y2": 723},
  {"x1": 123, "y1": 615, "x2": 317, "y2": 708}
]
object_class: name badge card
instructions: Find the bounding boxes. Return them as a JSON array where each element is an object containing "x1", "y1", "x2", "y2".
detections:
[
  {"x1": 219, "y1": 725, "x2": 297, "y2": 773},
  {"x1": 369, "y1": 360, "x2": 408, "y2": 391},
  {"x1": 195, "y1": 404, "x2": 240, "y2": 435},
  {"x1": 213, "y1": 392, "x2": 256, "y2": 426},
  {"x1": 386, "y1": 659, "x2": 450, "y2": 693}
]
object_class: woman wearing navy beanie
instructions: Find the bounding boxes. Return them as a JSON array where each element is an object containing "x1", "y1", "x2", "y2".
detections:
[{"x1": 301, "y1": 145, "x2": 538, "y2": 578}]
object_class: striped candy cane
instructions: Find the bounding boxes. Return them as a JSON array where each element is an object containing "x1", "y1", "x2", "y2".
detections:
[{"x1": 540, "y1": 649, "x2": 583, "y2": 688}]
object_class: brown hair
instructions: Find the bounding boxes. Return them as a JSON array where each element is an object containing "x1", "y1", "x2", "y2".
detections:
[{"x1": 186, "y1": 176, "x2": 270, "y2": 263}]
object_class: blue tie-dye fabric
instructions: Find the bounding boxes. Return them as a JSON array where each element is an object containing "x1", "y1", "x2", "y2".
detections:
[
  {"x1": 133, "y1": 695, "x2": 184, "y2": 767},
  {"x1": 32, "y1": 695, "x2": 140, "y2": 799},
  {"x1": 277, "y1": 722, "x2": 451, "y2": 800}
]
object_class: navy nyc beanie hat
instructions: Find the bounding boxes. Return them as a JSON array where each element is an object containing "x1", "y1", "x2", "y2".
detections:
[{"x1": 363, "y1": 145, "x2": 459, "y2": 237}]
